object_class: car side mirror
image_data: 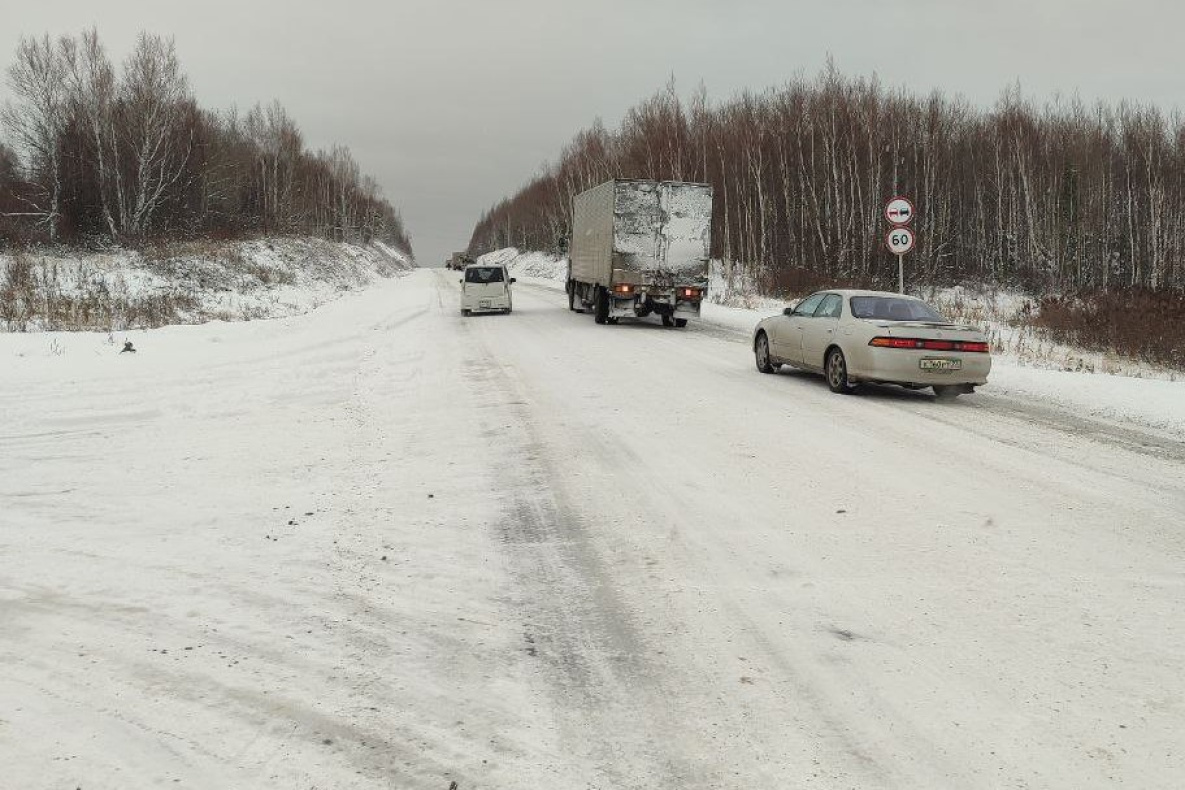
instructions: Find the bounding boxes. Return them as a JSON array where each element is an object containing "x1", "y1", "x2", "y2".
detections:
[
  {"x1": 783, "y1": 306, "x2": 795, "y2": 316},
  {"x1": 510, "y1": 277, "x2": 517, "y2": 283},
  {"x1": 458, "y1": 278, "x2": 463, "y2": 284}
]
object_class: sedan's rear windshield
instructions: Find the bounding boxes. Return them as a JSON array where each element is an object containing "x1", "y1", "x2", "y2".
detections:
[
  {"x1": 850, "y1": 296, "x2": 944, "y2": 322},
  {"x1": 465, "y1": 267, "x2": 505, "y2": 283}
]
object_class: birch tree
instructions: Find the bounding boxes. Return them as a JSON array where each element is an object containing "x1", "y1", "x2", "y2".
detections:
[
  {"x1": 115, "y1": 32, "x2": 194, "y2": 236},
  {"x1": 60, "y1": 28, "x2": 119, "y2": 237},
  {"x1": 1, "y1": 35, "x2": 67, "y2": 240}
]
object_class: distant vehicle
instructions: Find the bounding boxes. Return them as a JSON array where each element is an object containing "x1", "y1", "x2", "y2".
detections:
[
  {"x1": 447, "y1": 252, "x2": 473, "y2": 270},
  {"x1": 566, "y1": 179, "x2": 713, "y2": 327},
  {"x1": 752, "y1": 290, "x2": 991, "y2": 398},
  {"x1": 460, "y1": 262, "x2": 515, "y2": 315}
]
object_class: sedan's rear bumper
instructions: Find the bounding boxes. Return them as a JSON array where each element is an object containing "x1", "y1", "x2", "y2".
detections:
[{"x1": 849, "y1": 348, "x2": 991, "y2": 386}]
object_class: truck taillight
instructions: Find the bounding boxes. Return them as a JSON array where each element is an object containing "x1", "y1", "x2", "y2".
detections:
[
  {"x1": 679, "y1": 287, "x2": 702, "y2": 301},
  {"x1": 614, "y1": 283, "x2": 635, "y2": 295}
]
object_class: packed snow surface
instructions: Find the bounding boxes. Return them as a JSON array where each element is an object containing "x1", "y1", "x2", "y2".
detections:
[{"x1": 3, "y1": 268, "x2": 1184, "y2": 788}]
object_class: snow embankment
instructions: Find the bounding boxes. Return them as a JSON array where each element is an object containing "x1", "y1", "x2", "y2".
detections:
[
  {"x1": 478, "y1": 247, "x2": 566, "y2": 280},
  {"x1": 1, "y1": 237, "x2": 413, "y2": 332}
]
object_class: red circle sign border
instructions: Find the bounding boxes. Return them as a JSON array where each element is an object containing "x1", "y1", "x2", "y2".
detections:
[
  {"x1": 885, "y1": 196, "x2": 916, "y2": 227},
  {"x1": 885, "y1": 227, "x2": 917, "y2": 255}
]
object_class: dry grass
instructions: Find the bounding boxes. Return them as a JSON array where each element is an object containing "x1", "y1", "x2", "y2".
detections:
[
  {"x1": 141, "y1": 240, "x2": 296, "y2": 288},
  {"x1": 1030, "y1": 290, "x2": 1185, "y2": 370},
  {"x1": 1, "y1": 236, "x2": 398, "y2": 332},
  {"x1": 760, "y1": 265, "x2": 864, "y2": 299},
  {"x1": 1, "y1": 254, "x2": 203, "y2": 332},
  {"x1": 928, "y1": 284, "x2": 1184, "y2": 376}
]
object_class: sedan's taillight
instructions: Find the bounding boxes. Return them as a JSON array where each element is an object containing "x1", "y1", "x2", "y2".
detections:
[{"x1": 869, "y1": 337, "x2": 990, "y2": 353}]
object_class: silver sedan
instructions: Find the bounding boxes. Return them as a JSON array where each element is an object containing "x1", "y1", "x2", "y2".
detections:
[{"x1": 752, "y1": 289, "x2": 991, "y2": 398}]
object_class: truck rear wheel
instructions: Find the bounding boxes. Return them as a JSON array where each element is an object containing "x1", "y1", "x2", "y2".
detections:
[
  {"x1": 567, "y1": 281, "x2": 579, "y2": 312},
  {"x1": 593, "y1": 287, "x2": 609, "y2": 324},
  {"x1": 674, "y1": 318, "x2": 688, "y2": 328},
  {"x1": 661, "y1": 314, "x2": 674, "y2": 327}
]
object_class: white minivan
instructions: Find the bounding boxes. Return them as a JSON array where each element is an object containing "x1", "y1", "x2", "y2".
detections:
[{"x1": 460, "y1": 263, "x2": 515, "y2": 315}]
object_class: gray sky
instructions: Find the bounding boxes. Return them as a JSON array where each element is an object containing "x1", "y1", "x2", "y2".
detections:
[{"x1": 3, "y1": 0, "x2": 1182, "y2": 265}]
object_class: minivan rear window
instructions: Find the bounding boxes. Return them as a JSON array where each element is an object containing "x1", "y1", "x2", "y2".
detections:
[
  {"x1": 850, "y1": 296, "x2": 944, "y2": 322},
  {"x1": 465, "y1": 267, "x2": 505, "y2": 284}
]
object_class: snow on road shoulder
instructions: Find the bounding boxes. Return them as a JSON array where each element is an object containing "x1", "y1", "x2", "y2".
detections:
[{"x1": 987, "y1": 362, "x2": 1185, "y2": 438}]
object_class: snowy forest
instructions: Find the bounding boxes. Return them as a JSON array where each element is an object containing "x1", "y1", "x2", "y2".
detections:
[
  {"x1": 469, "y1": 69, "x2": 1185, "y2": 297},
  {"x1": 0, "y1": 29, "x2": 412, "y2": 255}
]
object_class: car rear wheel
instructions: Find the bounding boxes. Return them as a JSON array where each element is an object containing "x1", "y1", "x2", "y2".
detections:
[
  {"x1": 826, "y1": 348, "x2": 853, "y2": 393},
  {"x1": 461, "y1": 309, "x2": 470, "y2": 317},
  {"x1": 755, "y1": 333, "x2": 777, "y2": 374}
]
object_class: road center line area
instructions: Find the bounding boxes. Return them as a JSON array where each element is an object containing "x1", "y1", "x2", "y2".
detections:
[{"x1": 2, "y1": 269, "x2": 1183, "y2": 789}]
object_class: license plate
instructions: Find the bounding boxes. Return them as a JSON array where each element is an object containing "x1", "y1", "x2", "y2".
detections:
[
  {"x1": 479, "y1": 300, "x2": 491, "y2": 308},
  {"x1": 920, "y1": 358, "x2": 962, "y2": 371}
]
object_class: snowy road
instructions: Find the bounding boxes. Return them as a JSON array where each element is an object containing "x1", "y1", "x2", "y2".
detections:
[{"x1": 2, "y1": 269, "x2": 1184, "y2": 789}]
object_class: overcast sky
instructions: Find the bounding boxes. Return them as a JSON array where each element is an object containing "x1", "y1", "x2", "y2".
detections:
[{"x1": 3, "y1": 0, "x2": 1182, "y2": 265}]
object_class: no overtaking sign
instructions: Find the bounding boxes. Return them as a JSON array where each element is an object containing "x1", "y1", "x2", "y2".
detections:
[{"x1": 885, "y1": 196, "x2": 915, "y2": 226}]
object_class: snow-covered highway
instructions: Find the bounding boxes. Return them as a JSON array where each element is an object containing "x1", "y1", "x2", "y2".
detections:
[{"x1": 2, "y1": 269, "x2": 1183, "y2": 789}]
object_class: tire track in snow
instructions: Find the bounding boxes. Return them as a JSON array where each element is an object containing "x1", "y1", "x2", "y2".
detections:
[{"x1": 445, "y1": 275, "x2": 713, "y2": 788}]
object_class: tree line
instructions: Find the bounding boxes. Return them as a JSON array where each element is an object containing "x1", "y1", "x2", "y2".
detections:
[
  {"x1": 469, "y1": 68, "x2": 1185, "y2": 295},
  {"x1": 0, "y1": 29, "x2": 412, "y2": 256}
]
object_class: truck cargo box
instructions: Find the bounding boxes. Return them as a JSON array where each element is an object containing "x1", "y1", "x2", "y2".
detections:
[{"x1": 569, "y1": 180, "x2": 712, "y2": 286}]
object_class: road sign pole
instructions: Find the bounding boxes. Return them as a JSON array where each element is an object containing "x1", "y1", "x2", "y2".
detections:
[{"x1": 885, "y1": 196, "x2": 915, "y2": 293}]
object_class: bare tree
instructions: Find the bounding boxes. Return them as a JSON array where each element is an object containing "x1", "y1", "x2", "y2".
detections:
[
  {"x1": 0, "y1": 140, "x2": 16, "y2": 183},
  {"x1": 60, "y1": 27, "x2": 119, "y2": 236},
  {"x1": 0, "y1": 28, "x2": 413, "y2": 257},
  {"x1": 1, "y1": 35, "x2": 67, "y2": 240},
  {"x1": 113, "y1": 32, "x2": 194, "y2": 236},
  {"x1": 470, "y1": 67, "x2": 1185, "y2": 296}
]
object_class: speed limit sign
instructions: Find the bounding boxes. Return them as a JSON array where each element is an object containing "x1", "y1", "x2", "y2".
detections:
[{"x1": 886, "y1": 227, "x2": 916, "y2": 255}]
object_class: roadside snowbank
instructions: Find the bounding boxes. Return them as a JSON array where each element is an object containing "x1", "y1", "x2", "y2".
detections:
[
  {"x1": 986, "y1": 362, "x2": 1185, "y2": 436},
  {"x1": 1, "y1": 237, "x2": 413, "y2": 332},
  {"x1": 478, "y1": 247, "x2": 565, "y2": 280}
]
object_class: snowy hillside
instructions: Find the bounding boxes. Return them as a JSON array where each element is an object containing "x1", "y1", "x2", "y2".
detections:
[{"x1": 0, "y1": 237, "x2": 414, "y2": 332}]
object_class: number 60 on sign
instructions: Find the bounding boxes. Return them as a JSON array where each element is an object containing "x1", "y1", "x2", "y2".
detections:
[{"x1": 886, "y1": 227, "x2": 916, "y2": 255}]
